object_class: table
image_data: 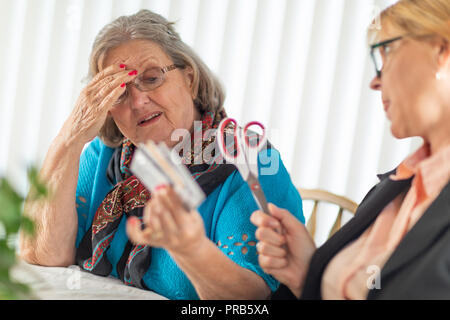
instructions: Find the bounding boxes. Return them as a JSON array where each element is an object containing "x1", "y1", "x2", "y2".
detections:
[{"x1": 10, "y1": 259, "x2": 167, "y2": 300}]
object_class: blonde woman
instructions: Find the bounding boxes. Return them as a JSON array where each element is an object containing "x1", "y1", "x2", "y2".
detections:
[
  {"x1": 252, "y1": 0, "x2": 450, "y2": 299},
  {"x1": 19, "y1": 10, "x2": 303, "y2": 300}
]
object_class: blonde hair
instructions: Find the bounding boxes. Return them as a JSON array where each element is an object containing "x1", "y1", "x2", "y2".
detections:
[
  {"x1": 88, "y1": 10, "x2": 225, "y2": 147},
  {"x1": 369, "y1": 0, "x2": 450, "y2": 43}
]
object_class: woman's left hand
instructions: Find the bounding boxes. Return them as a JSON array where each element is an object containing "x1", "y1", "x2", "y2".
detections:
[{"x1": 126, "y1": 185, "x2": 207, "y2": 256}]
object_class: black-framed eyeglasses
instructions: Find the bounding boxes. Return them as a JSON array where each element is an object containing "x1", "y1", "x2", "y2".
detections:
[
  {"x1": 370, "y1": 36, "x2": 403, "y2": 78},
  {"x1": 114, "y1": 64, "x2": 184, "y2": 105}
]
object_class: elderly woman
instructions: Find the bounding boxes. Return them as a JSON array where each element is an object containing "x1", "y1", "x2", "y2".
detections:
[
  {"x1": 252, "y1": 0, "x2": 450, "y2": 299},
  {"x1": 19, "y1": 10, "x2": 303, "y2": 300}
]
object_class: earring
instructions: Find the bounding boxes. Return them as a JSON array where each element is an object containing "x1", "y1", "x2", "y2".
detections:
[{"x1": 436, "y1": 72, "x2": 442, "y2": 80}]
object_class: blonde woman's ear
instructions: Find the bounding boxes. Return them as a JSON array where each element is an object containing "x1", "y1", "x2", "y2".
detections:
[{"x1": 437, "y1": 37, "x2": 450, "y2": 66}]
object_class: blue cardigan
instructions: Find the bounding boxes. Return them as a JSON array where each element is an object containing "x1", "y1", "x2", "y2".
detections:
[{"x1": 75, "y1": 137, "x2": 304, "y2": 299}]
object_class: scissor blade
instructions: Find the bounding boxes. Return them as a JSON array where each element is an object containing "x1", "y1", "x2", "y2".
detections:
[{"x1": 246, "y1": 174, "x2": 270, "y2": 214}]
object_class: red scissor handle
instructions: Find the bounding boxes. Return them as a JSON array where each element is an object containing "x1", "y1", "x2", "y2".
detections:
[
  {"x1": 217, "y1": 117, "x2": 240, "y2": 160},
  {"x1": 243, "y1": 121, "x2": 266, "y2": 149}
]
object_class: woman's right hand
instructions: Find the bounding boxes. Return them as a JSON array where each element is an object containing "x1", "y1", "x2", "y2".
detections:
[
  {"x1": 250, "y1": 203, "x2": 316, "y2": 298},
  {"x1": 64, "y1": 64, "x2": 137, "y2": 145}
]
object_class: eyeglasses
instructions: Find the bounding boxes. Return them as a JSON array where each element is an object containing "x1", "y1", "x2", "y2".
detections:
[
  {"x1": 114, "y1": 64, "x2": 182, "y2": 105},
  {"x1": 370, "y1": 36, "x2": 403, "y2": 78}
]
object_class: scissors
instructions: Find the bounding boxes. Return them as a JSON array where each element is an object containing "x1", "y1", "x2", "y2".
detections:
[{"x1": 216, "y1": 118, "x2": 270, "y2": 214}]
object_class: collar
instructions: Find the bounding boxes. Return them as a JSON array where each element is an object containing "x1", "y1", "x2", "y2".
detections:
[{"x1": 390, "y1": 142, "x2": 450, "y2": 199}]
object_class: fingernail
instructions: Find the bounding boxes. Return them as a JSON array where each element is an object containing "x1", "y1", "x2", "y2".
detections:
[
  {"x1": 154, "y1": 184, "x2": 168, "y2": 192},
  {"x1": 120, "y1": 83, "x2": 126, "y2": 88},
  {"x1": 270, "y1": 220, "x2": 280, "y2": 229},
  {"x1": 128, "y1": 70, "x2": 138, "y2": 76},
  {"x1": 119, "y1": 64, "x2": 126, "y2": 69}
]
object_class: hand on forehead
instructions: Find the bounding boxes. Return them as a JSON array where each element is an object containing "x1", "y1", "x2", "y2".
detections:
[
  {"x1": 99, "y1": 40, "x2": 169, "y2": 73},
  {"x1": 99, "y1": 56, "x2": 159, "y2": 74}
]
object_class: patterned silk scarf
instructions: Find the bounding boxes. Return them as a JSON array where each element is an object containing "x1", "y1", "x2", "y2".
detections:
[{"x1": 75, "y1": 109, "x2": 237, "y2": 289}]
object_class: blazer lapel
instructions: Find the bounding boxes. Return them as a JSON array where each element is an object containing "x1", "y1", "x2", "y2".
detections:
[
  {"x1": 301, "y1": 170, "x2": 413, "y2": 299},
  {"x1": 370, "y1": 180, "x2": 450, "y2": 297},
  {"x1": 321, "y1": 174, "x2": 413, "y2": 263}
]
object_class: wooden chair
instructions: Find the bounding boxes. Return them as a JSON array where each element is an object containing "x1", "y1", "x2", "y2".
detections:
[{"x1": 298, "y1": 188, "x2": 358, "y2": 240}]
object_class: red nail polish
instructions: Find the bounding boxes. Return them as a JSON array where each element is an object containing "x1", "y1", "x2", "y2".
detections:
[
  {"x1": 154, "y1": 184, "x2": 168, "y2": 192},
  {"x1": 128, "y1": 70, "x2": 138, "y2": 76},
  {"x1": 119, "y1": 64, "x2": 126, "y2": 69},
  {"x1": 120, "y1": 83, "x2": 126, "y2": 88}
]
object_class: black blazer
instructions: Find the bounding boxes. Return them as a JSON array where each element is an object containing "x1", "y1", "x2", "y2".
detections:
[{"x1": 272, "y1": 169, "x2": 450, "y2": 300}]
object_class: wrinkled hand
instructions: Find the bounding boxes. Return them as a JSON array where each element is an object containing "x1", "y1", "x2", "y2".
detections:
[
  {"x1": 64, "y1": 63, "x2": 137, "y2": 145},
  {"x1": 126, "y1": 186, "x2": 208, "y2": 256},
  {"x1": 250, "y1": 203, "x2": 316, "y2": 298}
]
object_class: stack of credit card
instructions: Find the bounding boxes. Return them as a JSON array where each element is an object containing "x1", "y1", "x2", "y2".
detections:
[{"x1": 130, "y1": 141, "x2": 205, "y2": 211}]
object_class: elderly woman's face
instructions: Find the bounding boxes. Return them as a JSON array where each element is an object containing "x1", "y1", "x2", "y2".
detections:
[
  {"x1": 369, "y1": 26, "x2": 449, "y2": 140},
  {"x1": 103, "y1": 39, "x2": 200, "y2": 147}
]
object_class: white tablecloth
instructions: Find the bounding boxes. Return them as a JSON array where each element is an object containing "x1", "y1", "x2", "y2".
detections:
[{"x1": 10, "y1": 259, "x2": 167, "y2": 300}]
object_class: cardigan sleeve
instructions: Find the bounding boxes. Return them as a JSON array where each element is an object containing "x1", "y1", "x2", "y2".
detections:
[
  {"x1": 74, "y1": 137, "x2": 115, "y2": 248},
  {"x1": 211, "y1": 148, "x2": 304, "y2": 292}
]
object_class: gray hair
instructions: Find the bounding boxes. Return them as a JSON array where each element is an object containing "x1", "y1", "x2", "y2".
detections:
[{"x1": 89, "y1": 9, "x2": 226, "y2": 147}]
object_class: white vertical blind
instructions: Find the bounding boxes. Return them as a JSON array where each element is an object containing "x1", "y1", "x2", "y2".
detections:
[
  {"x1": 1, "y1": 0, "x2": 28, "y2": 183},
  {"x1": 217, "y1": 0, "x2": 259, "y2": 121},
  {"x1": 291, "y1": 0, "x2": 347, "y2": 190},
  {"x1": 1, "y1": 0, "x2": 421, "y2": 236},
  {"x1": 266, "y1": 0, "x2": 316, "y2": 172},
  {"x1": 167, "y1": 0, "x2": 200, "y2": 46},
  {"x1": 239, "y1": 0, "x2": 287, "y2": 127}
]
